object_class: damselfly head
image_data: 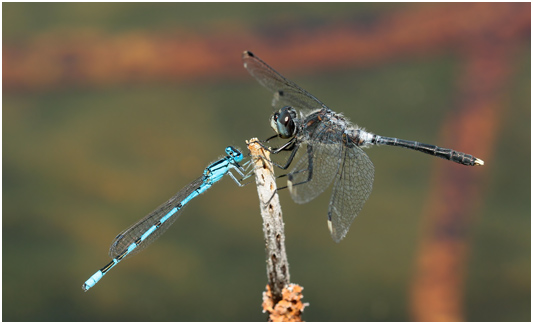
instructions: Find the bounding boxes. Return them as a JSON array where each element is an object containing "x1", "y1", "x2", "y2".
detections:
[{"x1": 225, "y1": 146, "x2": 244, "y2": 163}]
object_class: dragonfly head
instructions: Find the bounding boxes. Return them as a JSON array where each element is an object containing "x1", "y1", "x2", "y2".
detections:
[{"x1": 270, "y1": 106, "x2": 297, "y2": 139}]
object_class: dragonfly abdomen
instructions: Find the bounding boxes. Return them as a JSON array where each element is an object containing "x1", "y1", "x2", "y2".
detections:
[{"x1": 374, "y1": 135, "x2": 483, "y2": 166}]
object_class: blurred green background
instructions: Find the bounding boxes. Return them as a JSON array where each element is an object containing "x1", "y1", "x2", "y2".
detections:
[{"x1": 3, "y1": 3, "x2": 530, "y2": 321}]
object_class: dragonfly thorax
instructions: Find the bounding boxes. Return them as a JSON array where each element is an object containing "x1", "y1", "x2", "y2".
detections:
[{"x1": 270, "y1": 106, "x2": 298, "y2": 139}]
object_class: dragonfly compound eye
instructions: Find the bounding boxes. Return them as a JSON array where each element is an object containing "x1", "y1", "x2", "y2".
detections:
[{"x1": 273, "y1": 106, "x2": 296, "y2": 139}]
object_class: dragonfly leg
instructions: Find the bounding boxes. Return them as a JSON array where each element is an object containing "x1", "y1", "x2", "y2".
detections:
[{"x1": 287, "y1": 145, "x2": 314, "y2": 188}]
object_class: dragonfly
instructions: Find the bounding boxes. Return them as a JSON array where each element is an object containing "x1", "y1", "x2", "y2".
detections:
[
  {"x1": 242, "y1": 50, "x2": 484, "y2": 243},
  {"x1": 82, "y1": 146, "x2": 249, "y2": 291}
]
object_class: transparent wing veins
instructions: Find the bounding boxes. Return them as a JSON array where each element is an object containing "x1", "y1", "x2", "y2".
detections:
[{"x1": 243, "y1": 51, "x2": 328, "y2": 113}]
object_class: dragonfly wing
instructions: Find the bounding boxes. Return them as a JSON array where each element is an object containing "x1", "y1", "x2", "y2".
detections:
[
  {"x1": 287, "y1": 121, "x2": 344, "y2": 204},
  {"x1": 327, "y1": 145, "x2": 374, "y2": 243},
  {"x1": 242, "y1": 51, "x2": 327, "y2": 113}
]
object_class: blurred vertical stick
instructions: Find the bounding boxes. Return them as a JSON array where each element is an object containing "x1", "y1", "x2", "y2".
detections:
[
  {"x1": 247, "y1": 138, "x2": 306, "y2": 322},
  {"x1": 409, "y1": 39, "x2": 514, "y2": 321}
]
